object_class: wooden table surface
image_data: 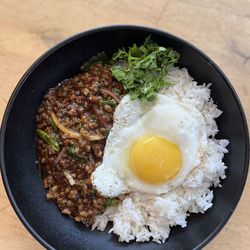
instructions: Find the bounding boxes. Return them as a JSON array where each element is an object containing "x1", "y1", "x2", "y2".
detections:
[{"x1": 0, "y1": 0, "x2": 249, "y2": 249}]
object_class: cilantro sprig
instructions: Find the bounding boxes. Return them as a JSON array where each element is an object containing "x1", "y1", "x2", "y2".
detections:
[{"x1": 110, "y1": 36, "x2": 180, "y2": 101}]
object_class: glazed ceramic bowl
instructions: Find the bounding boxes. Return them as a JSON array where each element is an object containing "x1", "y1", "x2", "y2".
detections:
[{"x1": 0, "y1": 25, "x2": 249, "y2": 250}]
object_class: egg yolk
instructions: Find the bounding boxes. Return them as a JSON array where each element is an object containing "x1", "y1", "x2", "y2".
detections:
[{"x1": 130, "y1": 136, "x2": 182, "y2": 184}]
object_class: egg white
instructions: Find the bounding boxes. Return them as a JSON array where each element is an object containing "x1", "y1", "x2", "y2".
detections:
[{"x1": 92, "y1": 94, "x2": 207, "y2": 197}]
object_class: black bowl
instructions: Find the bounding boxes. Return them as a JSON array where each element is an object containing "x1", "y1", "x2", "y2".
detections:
[{"x1": 0, "y1": 25, "x2": 249, "y2": 250}]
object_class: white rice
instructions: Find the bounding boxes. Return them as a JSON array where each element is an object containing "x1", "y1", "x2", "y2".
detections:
[{"x1": 91, "y1": 67, "x2": 229, "y2": 244}]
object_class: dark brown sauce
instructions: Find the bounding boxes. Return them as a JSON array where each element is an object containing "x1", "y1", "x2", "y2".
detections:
[{"x1": 36, "y1": 63, "x2": 125, "y2": 225}]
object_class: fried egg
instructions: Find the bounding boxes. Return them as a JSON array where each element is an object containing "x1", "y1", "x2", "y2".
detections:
[{"x1": 92, "y1": 95, "x2": 207, "y2": 197}]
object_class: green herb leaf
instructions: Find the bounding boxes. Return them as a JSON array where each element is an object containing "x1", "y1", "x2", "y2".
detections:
[
  {"x1": 111, "y1": 65, "x2": 126, "y2": 82},
  {"x1": 81, "y1": 52, "x2": 109, "y2": 72},
  {"x1": 111, "y1": 36, "x2": 180, "y2": 101},
  {"x1": 36, "y1": 129, "x2": 60, "y2": 152},
  {"x1": 112, "y1": 88, "x2": 121, "y2": 96},
  {"x1": 50, "y1": 117, "x2": 58, "y2": 132},
  {"x1": 111, "y1": 49, "x2": 127, "y2": 61},
  {"x1": 104, "y1": 198, "x2": 119, "y2": 207},
  {"x1": 67, "y1": 145, "x2": 84, "y2": 161},
  {"x1": 99, "y1": 99, "x2": 117, "y2": 107}
]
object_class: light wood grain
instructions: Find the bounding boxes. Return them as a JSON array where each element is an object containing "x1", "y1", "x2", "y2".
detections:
[{"x1": 0, "y1": 0, "x2": 249, "y2": 249}]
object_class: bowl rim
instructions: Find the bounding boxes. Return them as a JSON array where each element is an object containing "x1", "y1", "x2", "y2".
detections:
[{"x1": 0, "y1": 24, "x2": 249, "y2": 250}]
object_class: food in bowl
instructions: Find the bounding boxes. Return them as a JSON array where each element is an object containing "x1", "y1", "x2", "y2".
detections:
[
  {"x1": 36, "y1": 37, "x2": 229, "y2": 243},
  {"x1": 36, "y1": 59, "x2": 126, "y2": 225}
]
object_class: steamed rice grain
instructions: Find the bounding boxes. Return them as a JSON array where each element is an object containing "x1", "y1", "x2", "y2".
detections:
[{"x1": 92, "y1": 67, "x2": 229, "y2": 243}]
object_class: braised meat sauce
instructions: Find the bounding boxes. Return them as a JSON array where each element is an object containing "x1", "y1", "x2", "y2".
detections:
[{"x1": 36, "y1": 63, "x2": 125, "y2": 225}]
